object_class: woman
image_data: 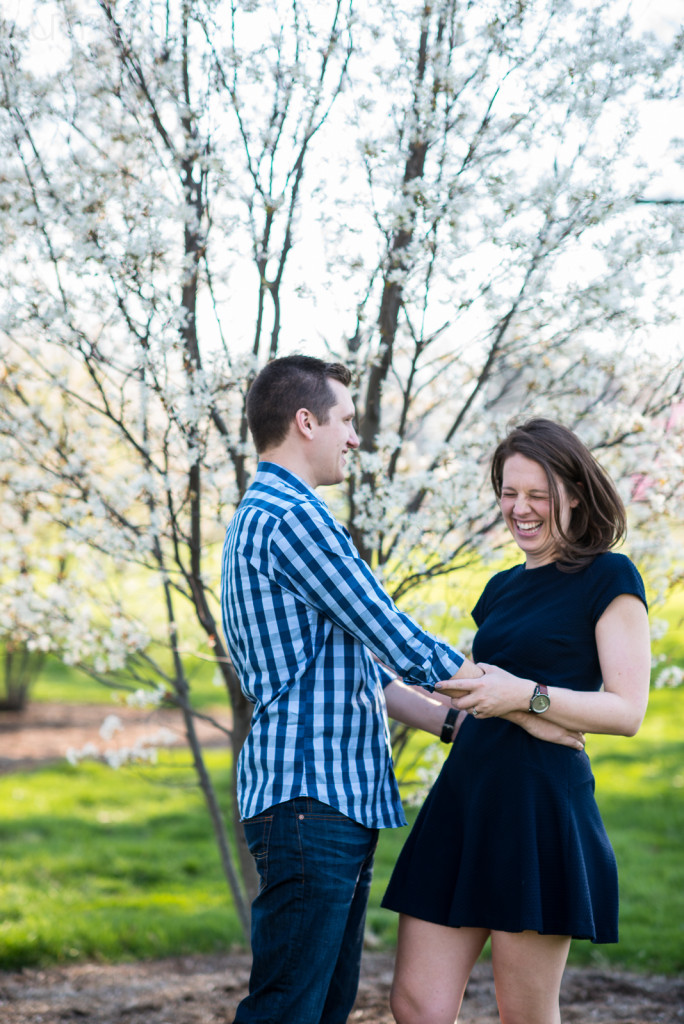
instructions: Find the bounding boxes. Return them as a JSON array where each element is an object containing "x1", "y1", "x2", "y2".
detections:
[{"x1": 382, "y1": 419, "x2": 651, "y2": 1024}]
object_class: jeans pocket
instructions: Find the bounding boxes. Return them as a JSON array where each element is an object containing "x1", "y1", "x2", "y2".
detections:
[{"x1": 243, "y1": 812, "x2": 274, "y2": 893}]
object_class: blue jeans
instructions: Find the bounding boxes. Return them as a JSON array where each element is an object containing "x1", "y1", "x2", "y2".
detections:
[{"x1": 233, "y1": 797, "x2": 379, "y2": 1024}]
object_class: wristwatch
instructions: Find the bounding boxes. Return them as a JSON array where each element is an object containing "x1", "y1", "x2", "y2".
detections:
[{"x1": 529, "y1": 683, "x2": 550, "y2": 714}]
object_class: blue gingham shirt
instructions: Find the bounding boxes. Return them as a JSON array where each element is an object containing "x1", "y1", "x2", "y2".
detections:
[{"x1": 220, "y1": 462, "x2": 465, "y2": 829}]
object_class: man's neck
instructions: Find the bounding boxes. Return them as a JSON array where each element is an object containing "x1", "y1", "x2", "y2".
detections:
[{"x1": 259, "y1": 451, "x2": 317, "y2": 490}]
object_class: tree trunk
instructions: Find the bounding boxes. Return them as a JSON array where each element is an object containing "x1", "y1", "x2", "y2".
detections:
[{"x1": 0, "y1": 644, "x2": 45, "y2": 712}]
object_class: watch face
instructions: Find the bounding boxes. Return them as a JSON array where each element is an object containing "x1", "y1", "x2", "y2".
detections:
[{"x1": 531, "y1": 693, "x2": 551, "y2": 713}]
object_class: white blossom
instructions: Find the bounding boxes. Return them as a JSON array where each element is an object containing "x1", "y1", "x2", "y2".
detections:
[
  {"x1": 99, "y1": 715, "x2": 124, "y2": 741},
  {"x1": 654, "y1": 665, "x2": 684, "y2": 690},
  {"x1": 0, "y1": 1, "x2": 681, "y2": 852}
]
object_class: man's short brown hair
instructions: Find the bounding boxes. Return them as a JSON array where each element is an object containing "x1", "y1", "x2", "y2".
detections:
[{"x1": 246, "y1": 355, "x2": 351, "y2": 453}]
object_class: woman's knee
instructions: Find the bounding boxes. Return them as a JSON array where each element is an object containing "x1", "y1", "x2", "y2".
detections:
[
  {"x1": 389, "y1": 982, "x2": 418, "y2": 1024},
  {"x1": 389, "y1": 981, "x2": 458, "y2": 1024}
]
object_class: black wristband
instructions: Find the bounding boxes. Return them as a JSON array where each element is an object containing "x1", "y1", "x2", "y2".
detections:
[{"x1": 440, "y1": 707, "x2": 459, "y2": 743}]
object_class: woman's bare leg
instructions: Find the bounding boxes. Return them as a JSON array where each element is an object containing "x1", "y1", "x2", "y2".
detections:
[
  {"x1": 490, "y1": 929, "x2": 572, "y2": 1024},
  {"x1": 390, "y1": 914, "x2": 490, "y2": 1024}
]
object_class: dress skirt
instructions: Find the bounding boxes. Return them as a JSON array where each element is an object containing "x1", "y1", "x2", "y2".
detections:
[{"x1": 382, "y1": 715, "x2": 618, "y2": 942}]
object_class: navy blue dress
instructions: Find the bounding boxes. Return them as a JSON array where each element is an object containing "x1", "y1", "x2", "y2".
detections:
[{"x1": 382, "y1": 552, "x2": 647, "y2": 942}]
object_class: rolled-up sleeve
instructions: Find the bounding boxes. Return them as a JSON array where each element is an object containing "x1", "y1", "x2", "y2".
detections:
[{"x1": 269, "y1": 501, "x2": 464, "y2": 689}]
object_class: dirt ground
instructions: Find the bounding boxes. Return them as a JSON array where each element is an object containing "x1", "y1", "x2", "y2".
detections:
[
  {"x1": 1, "y1": 953, "x2": 683, "y2": 1024},
  {"x1": 1, "y1": 703, "x2": 683, "y2": 1024}
]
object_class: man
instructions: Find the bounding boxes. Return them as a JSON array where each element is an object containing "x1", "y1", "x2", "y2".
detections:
[{"x1": 221, "y1": 355, "x2": 580, "y2": 1024}]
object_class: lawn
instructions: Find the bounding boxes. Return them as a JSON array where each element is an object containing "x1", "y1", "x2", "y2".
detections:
[
  {"x1": 31, "y1": 652, "x2": 225, "y2": 710},
  {"x1": 0, "y1": 752, "x2": 242, "y2": 968},
  {"x1": 0, "y1": 688, "x2": 682, "y2": 973}
]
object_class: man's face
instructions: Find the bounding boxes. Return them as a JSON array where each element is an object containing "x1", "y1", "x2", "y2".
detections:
[{"x1": 309, "y1": 380, "x2": 360, "y2": 487}]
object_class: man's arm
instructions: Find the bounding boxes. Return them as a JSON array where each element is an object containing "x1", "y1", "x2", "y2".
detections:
[
  {"x1": 384, "y1": 678, "x2": 466, "y2": 741},
  {"x1": 273, "y1": 505, "x2": 467, "y2": 687},
  {"x1": 438, "y1": 655, "x2": 485, "y2": 700},
  {"x1": 505, "y1": 709, "x2": 585, "y2": 749}
]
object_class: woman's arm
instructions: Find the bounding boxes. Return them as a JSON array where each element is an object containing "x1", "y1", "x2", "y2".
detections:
[
  {"x1": 386, "y1": 677, "x2": 586, "y2": 749},
  {"x1": 437, "y1": 594, "x2": 651, "y2": 737}
]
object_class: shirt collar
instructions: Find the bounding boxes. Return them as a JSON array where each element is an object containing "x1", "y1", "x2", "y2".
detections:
[{"x1": 254, "y1": 461, "x2": 324, "y2": 504}]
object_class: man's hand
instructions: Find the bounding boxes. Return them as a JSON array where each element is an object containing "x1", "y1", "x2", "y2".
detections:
[
  {"x1": 439, "y1": 656, "x2": 484, "y2": 701},
  {"x1": 437, "y1": 663, "x2": 586, "y2": 750}
]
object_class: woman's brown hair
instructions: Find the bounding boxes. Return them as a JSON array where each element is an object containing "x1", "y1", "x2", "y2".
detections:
[{"x1": 490, "y1": 419, "x2": 627, "y2": 571}]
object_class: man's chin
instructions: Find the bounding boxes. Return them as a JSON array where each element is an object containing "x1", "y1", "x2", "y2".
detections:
[{"x1": 317, "y1": 471, "x2": 345, "y2": 487}]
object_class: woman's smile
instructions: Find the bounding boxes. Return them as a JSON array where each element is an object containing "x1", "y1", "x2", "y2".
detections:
[{"x1": 500, "y1": 454, "x2": 578, "y2": 567}]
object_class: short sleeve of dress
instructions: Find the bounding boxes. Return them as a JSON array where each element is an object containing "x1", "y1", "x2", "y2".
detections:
[
  {"x1": 583, "y1": 552, "x2": 647, "y2": 627},
  {"x1": 471, "y1": 587, "x2": 488, "y2": 629},
  {"x1": 471, "y1": 568, "x2": 516, "y2": 629}
]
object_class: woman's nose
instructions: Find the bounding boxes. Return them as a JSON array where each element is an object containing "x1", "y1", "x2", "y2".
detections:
[{"x1": 513, "y1": 495, "x2": 530, "y2": 515}]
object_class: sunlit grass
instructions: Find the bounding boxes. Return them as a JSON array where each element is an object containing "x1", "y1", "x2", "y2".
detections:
[
  {"x1": 651, "y1": 586, "x2": 684, "y2": 671},
  {"x1": 580, "y1": 688, "x2": 684, "y2": 972},
  {"x1": 5, "y1": 561, "x2": 684, "y2": 973},
  {"x1": 2, "y1": 691, "x2": 682, "y2": 973},
  {"x1": 31, "y1": 652, "x2": 226, "y2": 710},
  {"x1": 0, "y1": 752, "x2": 242, "y2": 968}
]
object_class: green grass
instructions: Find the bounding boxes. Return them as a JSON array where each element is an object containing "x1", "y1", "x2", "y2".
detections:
[
  {"x1": 573, "y1": 687, "x2": 684, "y2": 972},
  {"x1": 0, "y1": 752, "x2": 243, "y2": 968},
  {"x1": 30, "y1": 656, "x2": 111, "y2": 704},
  {"x1": 30, "y1": 653, "x2": 227, "y2": 711},
  {"x1": 2, "y1": 675, "x2": 683, "y2": 973},
  {"x1": 651, "y1": 585, "x2": 684, "y2": 671}
]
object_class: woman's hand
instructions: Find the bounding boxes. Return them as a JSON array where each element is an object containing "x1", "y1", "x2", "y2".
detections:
[
  {"x1": 508, "y1": 711, "x2": 586, "y2": 750},
  {"x1": 438, "y1": 670, "x2": 586, "y2": 748},
  {"x1": 435, "y1": 663, "x2": 533, "y2": 718}
]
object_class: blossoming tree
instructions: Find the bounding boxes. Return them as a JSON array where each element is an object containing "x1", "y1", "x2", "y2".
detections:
[{"x1": 1, "y1": 0, "x2": 682, "y2": 930}]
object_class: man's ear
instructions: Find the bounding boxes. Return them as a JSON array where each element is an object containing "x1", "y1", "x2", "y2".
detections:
[{"x1": 293, "y1": 407, "x2": 316, "y2": 440}]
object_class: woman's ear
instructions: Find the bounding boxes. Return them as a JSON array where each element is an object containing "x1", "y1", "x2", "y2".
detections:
[{"x1": 570, "y1": 480, "x2": 583, "y2": 509}]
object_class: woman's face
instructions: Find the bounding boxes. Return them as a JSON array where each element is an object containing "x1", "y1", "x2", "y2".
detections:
[{"x1": 499, "y1": 453, "x2": 578, "y2": 568}]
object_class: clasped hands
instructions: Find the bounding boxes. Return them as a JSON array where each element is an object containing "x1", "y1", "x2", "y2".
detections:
[
  {"x1": 435, "y1": 664, "x2": 586, "y2": 751},
  {"x1": 434, "y1": 662, "x2": 535, "y2": 719}
]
